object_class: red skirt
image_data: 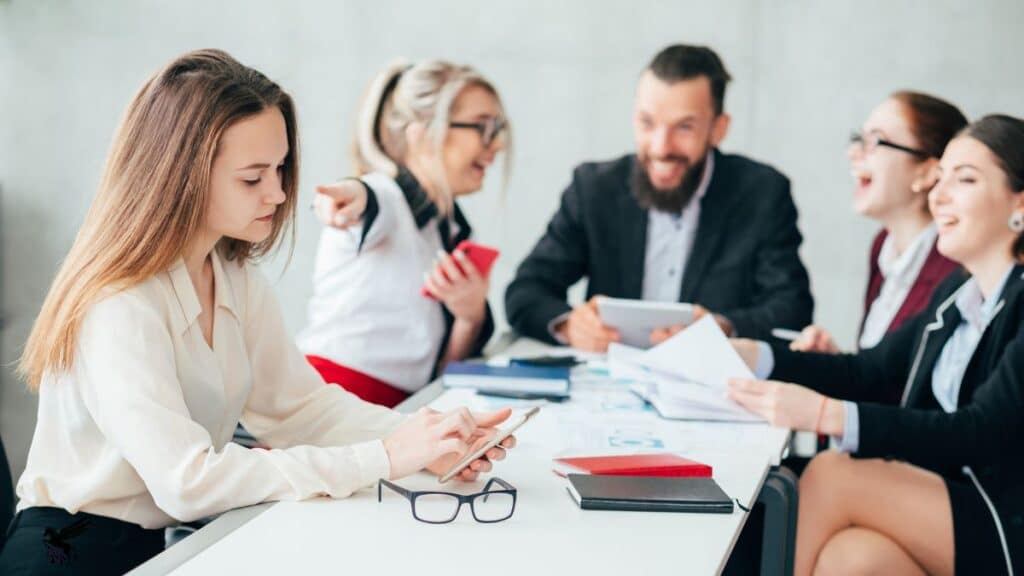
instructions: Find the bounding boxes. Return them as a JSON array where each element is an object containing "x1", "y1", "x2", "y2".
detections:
[{"x1": 306, "y1": 355, "x2": 410, "y2": 408}]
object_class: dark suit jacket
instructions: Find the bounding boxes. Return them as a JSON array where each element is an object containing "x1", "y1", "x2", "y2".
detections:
[
  {"x1": 772, "y1": 266, "x2": 1024, "y2": 568},
  {"x1": 505, "y1": 150, "x2": 814, "y2": 342},
  {"x1": 861, "y1": 228, "x2": 959, "y2": 336}
]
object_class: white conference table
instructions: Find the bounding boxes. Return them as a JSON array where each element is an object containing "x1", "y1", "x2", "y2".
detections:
[{"x1": 133, "y1": 337, "x2": 791, "y2": 576}]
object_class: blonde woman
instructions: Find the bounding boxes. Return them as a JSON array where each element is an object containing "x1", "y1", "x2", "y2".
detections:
[
  {"x1": 0, "y1": 50, "x2": 513, "y2": 575},
  {"x1": 298, "y1": 61, "x2": 510, "y2": 407}
]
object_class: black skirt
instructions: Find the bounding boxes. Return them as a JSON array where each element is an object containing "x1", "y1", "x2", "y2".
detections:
[
  {"x1": 0, "y1": 506, "x2": 165, "y2": 575},
  {"x1": 946, "y1": 478, "x2": 1014, "y2": 575}
]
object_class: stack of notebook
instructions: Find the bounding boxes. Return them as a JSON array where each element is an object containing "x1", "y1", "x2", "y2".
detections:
[
  {"x1": 553, "y1": 453, "x2": 712, "y2": 478},
  {"x1": 442, "y1": 362, "x2": 570, "y2": 399},
  {"x1": 555, "y1": 453, "x2": 733, "y2": 514},
  {"x1": 565, "y1": 474, "x2": 734, "y2": 514}
]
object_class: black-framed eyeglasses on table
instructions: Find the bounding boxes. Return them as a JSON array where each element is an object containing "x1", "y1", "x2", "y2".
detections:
[{"x1": 377, "y1": 477, "x2": 517, "y2": 524}]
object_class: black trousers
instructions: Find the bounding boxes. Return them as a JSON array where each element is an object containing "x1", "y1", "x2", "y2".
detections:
[{"x1": 0, "y1": 507, "x2": 165, "y2": 575}]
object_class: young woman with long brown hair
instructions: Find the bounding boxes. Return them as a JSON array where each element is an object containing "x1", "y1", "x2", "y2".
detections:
[{"x1": 0, "y1": 49, "x2": 513, "y2": 575}]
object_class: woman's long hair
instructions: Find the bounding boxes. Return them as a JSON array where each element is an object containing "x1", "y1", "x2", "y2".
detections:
[{"x1": 19, "y1": 49, "x2": 299, "y2": 389}]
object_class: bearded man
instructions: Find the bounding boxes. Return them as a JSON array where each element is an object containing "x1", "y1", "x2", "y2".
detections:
[{"x1": 505, "y1": 44, "x2": 814, "y2": 351}]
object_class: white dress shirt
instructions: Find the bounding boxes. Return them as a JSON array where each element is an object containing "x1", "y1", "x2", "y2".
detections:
[
  {"x1": 16, "y1": 250, "x2": 406, "y2": 529},
  {"x1": 859, "y1": 225, "x2": 938, "y2": 349},
  {"x1": 641, "y1": 151, "x2": 714, "y2": 302},
  {"x1": 297, "y1": 172, "x2": 449, "y2": 392}
]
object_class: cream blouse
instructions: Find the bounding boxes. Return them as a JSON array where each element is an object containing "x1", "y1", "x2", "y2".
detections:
[{"x1": 16, "y1": 250, "x2": 406, "y2": 529}]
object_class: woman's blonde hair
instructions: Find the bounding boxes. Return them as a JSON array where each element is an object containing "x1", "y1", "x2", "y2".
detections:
[
  {"x1": 19, "y1": 49, "x2": 299, "y2": 389},
  {"x1": 351, "y1": 60, "x2": 509, "y2": 215}
]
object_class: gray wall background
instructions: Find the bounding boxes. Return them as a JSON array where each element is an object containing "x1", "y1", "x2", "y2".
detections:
[{"x1": 2, "y1": 0, "x2": 1022, "y2": 482}]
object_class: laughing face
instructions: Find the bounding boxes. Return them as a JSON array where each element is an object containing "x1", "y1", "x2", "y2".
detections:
[
  {"x1": 441, "y1": 84, "x2": 507, "y2": 197},
  {"x1": 633, "y1": 71, "x2": 729, "y2": 200},
  {"x1": 930, "y1": 135, "x2": 1024, "y2": 267},
  {"x1": 848, "y1": 98, "x2": 932, "y2": 221}
]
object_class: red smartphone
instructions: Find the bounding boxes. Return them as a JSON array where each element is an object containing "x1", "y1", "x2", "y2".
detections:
[{"x1": 422, "y1": 240, "x2": 500, "y2": 299}]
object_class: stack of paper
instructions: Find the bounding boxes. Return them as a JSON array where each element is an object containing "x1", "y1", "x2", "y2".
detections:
[
  {"x1": 629, "y1": 379, "x2": 762, "y2": 422},
  {"x1": 608, "y1": 316, "x2": 763, "y2": 423}
]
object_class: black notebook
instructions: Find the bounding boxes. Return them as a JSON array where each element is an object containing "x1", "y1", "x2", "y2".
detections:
[{"x1": 566, "y1": 473, "x2": 734, "y2": 514}]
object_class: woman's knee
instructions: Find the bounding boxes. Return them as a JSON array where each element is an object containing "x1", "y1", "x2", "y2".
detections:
[
  {"x1": 800, "y1": 450, "x2": 851, "y2": 494},
  {"x1": 813, "y1": 529, "x2": 895, "y2": 576}
]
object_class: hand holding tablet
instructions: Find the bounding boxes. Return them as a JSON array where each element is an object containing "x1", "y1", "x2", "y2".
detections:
[{"x1": 596, "y1": 297, "x2": 697, "y2": 348}]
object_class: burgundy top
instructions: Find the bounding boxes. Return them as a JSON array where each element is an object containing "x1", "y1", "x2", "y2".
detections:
[
  {"x1": 862, "y1": 229, "x2": 960, "y2": 338},
  {"x1": 861, "y1": 229, "x2": 958, "y2": 405}
]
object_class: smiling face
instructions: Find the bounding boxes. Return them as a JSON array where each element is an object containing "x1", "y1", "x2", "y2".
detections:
[
  {"x1": 205, "y1": 107, "x2": 289, "y2": 244},
  {"x1": 439, "y1": 84, "x2": 506, "y2": 197},
  {"x1": 929, "y1": 135, "x2": 1024, "y2": 268},
  {"x1": 848, "y1": 98, "x2": 932, "y2": 220},
  {"x1": 633, "y1": 71, "x2": 729, "y2": 192}
]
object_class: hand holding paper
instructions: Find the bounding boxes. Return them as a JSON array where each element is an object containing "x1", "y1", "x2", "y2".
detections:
[
  {"x1": 642, "y1": 315, "x2": 755, "y2": 389},
  {"x1": 609, "y1": 315, "x2": 763, "y2": 422}
]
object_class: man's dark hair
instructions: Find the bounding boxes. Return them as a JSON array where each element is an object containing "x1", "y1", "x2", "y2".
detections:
[{"x1": 647, "y1": 44, "x2": 732, "y2": 115}]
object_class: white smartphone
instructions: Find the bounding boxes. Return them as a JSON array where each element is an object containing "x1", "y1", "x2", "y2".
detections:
[
  {"x1": 438, "y1": 406, "x2": 540, "y2": 483},
  {"x1": 596, "y1": 297, "x2": 696, "y2": 348}
]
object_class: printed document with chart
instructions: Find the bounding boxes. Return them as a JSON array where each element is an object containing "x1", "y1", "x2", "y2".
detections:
[{"x1": 609, "y1": 315, "x2": 764, "y2": 422}]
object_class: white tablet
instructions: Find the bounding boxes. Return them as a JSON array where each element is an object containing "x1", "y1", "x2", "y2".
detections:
[{"x1": 596, "y1": 297, "x2": 696, "y2": 348}]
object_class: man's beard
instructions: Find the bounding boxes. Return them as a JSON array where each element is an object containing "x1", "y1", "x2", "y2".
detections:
[{"x1": 632, "y1": 152, "x2": 708, "y2": 213}]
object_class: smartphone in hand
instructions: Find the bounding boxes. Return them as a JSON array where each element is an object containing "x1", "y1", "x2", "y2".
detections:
[
  {"x1": 422, "y1": 240, "x2": 500, "y2": 299},
  {"x1": 438, "y1": 406, "x2": 539, "y2": 483}
]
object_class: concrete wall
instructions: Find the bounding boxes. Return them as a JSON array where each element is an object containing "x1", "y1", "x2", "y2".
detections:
[{"x1": 2, "y1": 0, "x2": 1022, "y2": 481}]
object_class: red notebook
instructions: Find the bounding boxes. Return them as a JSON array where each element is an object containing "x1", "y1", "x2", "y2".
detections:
[{"x1": 553, "y1": 453, "x2": 712, "y2": 478}]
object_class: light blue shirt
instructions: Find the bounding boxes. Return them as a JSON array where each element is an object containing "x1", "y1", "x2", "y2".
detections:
[
  {"x1": 640, "y1": 152, "x2": 714, "y2": 302},
  {"x1": 929, "y1": 267, "x2": 1012, "y2": 412},
  {"x1": 754, "y1": 263, "x2": 1014, "y2": 453}
]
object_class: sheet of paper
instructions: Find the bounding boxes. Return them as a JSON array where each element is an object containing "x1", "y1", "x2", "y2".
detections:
[
  {"x1": 640, "y1": 315, "x2": 754, "y2": 390},
  {"x1": 606, "y1": 342, "x2": 650, "y2": 381},
  {"x1": 428, "y1": 389, "x2": 779, "y2": 458},
  {"x1": 630, "y1": 380, "x2": 762, "y2": 423}
]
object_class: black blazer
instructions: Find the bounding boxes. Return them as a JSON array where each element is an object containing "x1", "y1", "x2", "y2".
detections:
[
  {"x1": 505, "y1": 150, "x2": 814, "y2": 342},
  {"x1": 772, "y1": 265, "x2": 1024, "y2": 568}
]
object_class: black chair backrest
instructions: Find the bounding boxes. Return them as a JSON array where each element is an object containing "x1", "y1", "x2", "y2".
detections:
[{"x1": 0, "y1": 436, "x2": 14, "y2": 550}]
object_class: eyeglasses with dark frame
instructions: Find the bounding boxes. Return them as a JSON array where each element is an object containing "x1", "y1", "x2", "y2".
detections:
[
  {"x1": 377, "y1": 477, "x2": 517, "y2": 524},
  {"x1": 449, "y1": 117, "x2": 507, "y2": 148},
  {"x1": 849, "y1": 131, "x2": 930, "y2": 158}
]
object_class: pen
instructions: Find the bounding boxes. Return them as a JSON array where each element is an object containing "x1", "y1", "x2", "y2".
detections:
[{"x1": 770, "y1": 328, "x2": 803, "y2": 342}]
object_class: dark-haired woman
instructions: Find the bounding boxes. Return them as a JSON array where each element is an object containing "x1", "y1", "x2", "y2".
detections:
[
  {"x1": 792, "y1": 92, "x2": 966, "y2": 365},
  {"x1": 730, "y1": 115, "x2": 1024, "y2": 575}
]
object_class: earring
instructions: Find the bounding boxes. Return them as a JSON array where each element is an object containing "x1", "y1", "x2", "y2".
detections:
[
  {"x1": 911, "y1": 183, "x2": 922, "y2": 194},
  {"x1": 1010, "y1": 212, "x2": 1024, "y2": 233}
]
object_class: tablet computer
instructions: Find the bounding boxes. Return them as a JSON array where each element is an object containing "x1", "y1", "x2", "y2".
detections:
[{"x1": 596, "y1": 297, "x2": 695, "y2": 348}]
